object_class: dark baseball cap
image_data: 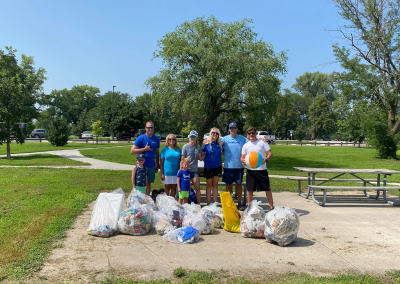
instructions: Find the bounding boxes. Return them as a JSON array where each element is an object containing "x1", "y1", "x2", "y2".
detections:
[
  {"x1": 229, "y1": 122, "x2": 237, "y2": 128},
  {"x1": 136, "y1": 153, "x2": 145, "y2": 159}
]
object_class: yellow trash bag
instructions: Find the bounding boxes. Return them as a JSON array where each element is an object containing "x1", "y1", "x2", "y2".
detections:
[{"x1": 220, "y1": 192, "x2": 241, "y2": 233}]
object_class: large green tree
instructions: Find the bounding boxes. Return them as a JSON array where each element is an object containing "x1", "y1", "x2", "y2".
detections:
[
  {"x1": 292, "y1": 72, "x2": 337, "y2": 104},
  {"x1": 309, "y1": 95, "x2": 337, "y2": 138},
  {"x1": 0, "y1": 47, "x2": 46, "y2": 158},
  {"x1": 145, "y1": 16, "x2": 287, "y2": 140}
]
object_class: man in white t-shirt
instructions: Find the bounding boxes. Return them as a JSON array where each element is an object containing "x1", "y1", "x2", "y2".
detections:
[{"x1": 240, "y1": 126, "x2": 274, "y2": 210}]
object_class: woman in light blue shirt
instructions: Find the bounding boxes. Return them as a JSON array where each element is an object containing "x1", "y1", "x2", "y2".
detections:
[{"x1": 160, "y1": 134, "x2": 181, "y2": 197}]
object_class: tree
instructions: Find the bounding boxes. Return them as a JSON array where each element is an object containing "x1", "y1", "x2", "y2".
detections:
[
  {"x1": 146, "y1": 16, "x2": 287, "y2": 140},
  {"x1": 309, "y1": 95, "x2": 337, "y2": 138},
  {"x1": 292, "y1": 72, "x2": 337, "y2": 103},
  {"x1": 0, "y1": 47, "x2": 46, "y2": 158},
  {"x1": 294, "y1": 122, "x2": 307, "y2": 143},
  {"x1": 47, "y1": 115, "x2": 70, "y2": 146},
  {"x1": 92, "y1": 120, "x2": 103, "y2": 137},
  {"x1": 72, "y1": 109, "x2": 91, "y2": 138},
  {"x1": 332, "y1": 1, "x2": 400, "y2": 134}
]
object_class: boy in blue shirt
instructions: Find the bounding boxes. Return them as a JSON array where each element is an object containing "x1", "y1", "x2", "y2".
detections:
[
  {"x1": 132, "y1": 153, "x2": 147, "y2": 194},
  {"x1": 177, "y1": 158, "x2": 192, "y2": 204}
]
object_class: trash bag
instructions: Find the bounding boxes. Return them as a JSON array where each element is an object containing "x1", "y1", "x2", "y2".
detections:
[
  {"x1": 152, "y1": 210, "x2": 176, "y2": 235},
  {"x1": 127, "y1": 188, "x2": 155, "y2": 209},
  {"x1": 240, "y1": 199, "x2": 266, "y2": 238},
  {"x1": 163, "y1": 226, "x2": 200, "y2": 244},
  {"x1": 182, "y1": 202, "x2": 201, "y2": 214},
  {"x1": 182, "y1": 212, "x2": 213, "y2": 235},
  {"x1": 118, "y1": 201, "x2": 153, "y2": 236},
  {"x1": 264, "y1": 206, "x2": 300, "y2": 246},
  {"x1": 151, "y1": 188, "x2": 165, "y2": 202},
  {"x1": 201, "y1": 202, "x2": 224, "y2": 228},
  {"x1": 156, "y1": 192, "x2": 181, "y2": 210},
  {"x1": 165, "y1": 205, "x2": 185, "y2": 227},
  {"x1": 87, "y1": 188, "x2": 125, "y2": 237},
  {"x1": 220, "y1": 192, "x2": 241, "y2": 233}
]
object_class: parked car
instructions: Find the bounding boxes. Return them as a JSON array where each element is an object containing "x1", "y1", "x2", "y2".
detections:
[
  {"x1": 155, "y1": 134, "x2": 161, "y2": 139},
  {"x1": 82, "y1": 131, "x2": 93, "y2": 139},
  {"x1": 31, "y1": 129, "x2": 47, "y2": 138},
  {"x1": 256, "y1": 131, "x2": 275, "y2": 144},
  {"x1": 101, "y1": 132, "x2": 110, "y2": 137},
  {"x1": 120, "y1": 133, "x2": 134, "y2": 140},
  {"x1": 160, "y1": 134, "x2": 167, "y2": 140},
  {"x1": 136, "y1": 129, "x2": 146, "y2": 137},
  {"x1": 175, "y1": 134, "x2": 182, "y2": 138},
  {"x1": 323, "y1": 137, "x2": 331, "y2": 141}
]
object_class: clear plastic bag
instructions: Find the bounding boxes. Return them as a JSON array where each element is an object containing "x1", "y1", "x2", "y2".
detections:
[
  {"x1": 156, "y1": 193, "x2": 181, "y2": 210},
  {"x1": 127, "y1": 188, "x2": 155, "y2": 209},
  {"x1": 264, "y1": 206, "x2": 300, "y2": 246},
  {"x1": 165, "y1": 205, "x2": 185, "y2": 227},
  {"x1": 240, "y1": 199, "x2": 266, "y2": 238},
  {"x1": 152, "y1": 210, "x2": 176, "y2": 235},
  {"x1": 201, "y1": 202, "x2": 224, "y2": 228},
  {"x1": 182, "y1": 212, "x2": 213, "y2": 235},
  {"x1": 118, "y1": 201, "x2": 153, "y2": 236},
  {"x1": 163, "y1": 226, "x2": 200, "y2": 244},
  {"x1": 182, "y1": 202, "x2": 201, "y2": 214},
  {"x1": 87, "y1": 188, "x2": 125, "y2": 238}
]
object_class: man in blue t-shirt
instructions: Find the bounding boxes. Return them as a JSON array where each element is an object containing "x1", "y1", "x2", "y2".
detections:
[
  {"x1": 221, "y1": 122, "x2": 249, "y2": 210},
  {"x1": 131, "y1": 121, "x2": 160, "y2": 195}
]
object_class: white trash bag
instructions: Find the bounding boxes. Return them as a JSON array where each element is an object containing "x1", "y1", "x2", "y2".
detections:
[
  {"x1": 182, "y1": 202, "x2": 201, "y2": 214},
  {"x1": 152, "y1": 210, "x2": 176, "y2": 235},
  {"x1": 87, "y1": 188, "x2": 125, "y2": 238},
  {"x1": 240, "y1": 199, "x2": 266, "y2": 238},
  {"x1": 127, "y1": 189, "x2": 155, "y2": 209},
  {"x1": 118, "y1": 201, "x2": 153, "y2": 236},
  {"x1": 201, "y1": 202, "x2": 224, "y2": 228},
  {"x1": 264, "y1": 206, "x2": 300, "y2": 246},
  {"x1": 156, "y1": 193, "x2": 181, "y2": 210},
  {"x1": 182, "y1": 212, "x2": 213, "y2": 235},
  {"x1": 163, "y1": 226, "x2": 200, "y2": 244}
]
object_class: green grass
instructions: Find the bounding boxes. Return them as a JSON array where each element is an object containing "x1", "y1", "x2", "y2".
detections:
[
  {"x1": 0, "y1": 142, "x2": 121, "y2": 155},
  {"x1": 0, "y1": 167, "x2": 132, "y2": 280},
  {"x1": 0, "y1": 154, "x2": 90, "y2": 166},
  {"x1": 97, "y1": 268, "x2": 400, "y2": 283}
]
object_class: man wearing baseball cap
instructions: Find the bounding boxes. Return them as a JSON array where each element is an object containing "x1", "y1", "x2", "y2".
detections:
[{"x1": 221, "y1": 122, "x2": 248, "y2": 210}]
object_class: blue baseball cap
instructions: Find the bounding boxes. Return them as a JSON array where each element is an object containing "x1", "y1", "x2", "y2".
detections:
[
  {"x1": 189, "y1": 130, "x2": 198, "y2": 137},
  {"x1": 136, "y1": 153, "x2": 145, "y2": 160},
  {"x1": 229, "y1": 122, "x2": 237, "y2": 128}
]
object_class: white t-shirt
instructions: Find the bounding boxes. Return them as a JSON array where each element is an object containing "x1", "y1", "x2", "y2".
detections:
[{"x1": 241, "y1": 139, "x2": 271, "y2": 170}]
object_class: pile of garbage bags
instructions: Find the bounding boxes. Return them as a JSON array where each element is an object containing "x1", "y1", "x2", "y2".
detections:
[
  {"x1": 240, "y1": 200, "x2": 266, "y2": 238},
  {"x1": 87, "y1": 188, "x2": 125, "y2": 238},
  {"x1": 264, "y1": 206, "x2": 300, "y2": 246}
]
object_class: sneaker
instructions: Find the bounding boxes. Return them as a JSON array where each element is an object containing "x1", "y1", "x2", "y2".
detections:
[{"x1": 238, "y1": 204, "x2": 247, "y2": 211}]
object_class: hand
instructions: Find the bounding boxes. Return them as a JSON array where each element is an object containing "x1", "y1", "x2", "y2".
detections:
[
  {"x1": 203, "y1": 139, "x2": 208, "y2": 145},
  {"x1": 178, "y1": 188, "x2": 182, "y2": 192},
  {"x1": 262, "y1": 158, "x2": 268, "y2": 165},
  {"x1": 155, "y1": 166, "x2": 159, "y2": 174},
  {"x1": 261, "y1": 136, "x2": 267, "y2": 142},
  {"x1": 143, "y1": 143, "x2": 151, "y2": 151},
  {"x1": 161, "y1": 173, "x2": 165, "y2": 181}
]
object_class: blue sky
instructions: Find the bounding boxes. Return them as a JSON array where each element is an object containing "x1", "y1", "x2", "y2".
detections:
[{"x1": 0, "y1": 0, "x2": 346, "y2": 98}]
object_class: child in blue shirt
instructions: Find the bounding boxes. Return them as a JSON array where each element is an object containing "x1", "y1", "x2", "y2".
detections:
[
  {"x1": 177, "y1": 158, "x2": 192, "y2": 204},
  {"x1": 132, "y1": 153, "x2": 147, "y2": 194}
]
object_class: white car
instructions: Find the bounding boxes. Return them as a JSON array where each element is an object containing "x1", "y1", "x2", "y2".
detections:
[
  {"x1": 203, "y1": 133, "x2": 210, "y2": 140},
  {"x1": 256, "y1": 131, "x2": 275, "y2": 144},
  {"x1": 82, "y1": 131, "x2": 93, "y2": 139}
]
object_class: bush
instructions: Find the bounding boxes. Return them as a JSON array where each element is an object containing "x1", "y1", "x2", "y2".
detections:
[{"x1": 47, "y1": 116, "x2": 70, "y2": 146}]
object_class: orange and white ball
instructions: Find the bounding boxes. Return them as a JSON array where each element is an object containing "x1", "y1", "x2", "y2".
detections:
[{"x1": 245, "y1": 151, "x2": 263, "y2": 169}]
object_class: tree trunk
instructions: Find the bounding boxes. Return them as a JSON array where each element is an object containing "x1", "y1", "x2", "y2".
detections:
[
  {"x1": 7, "y1": 136, "x2": 11, "y2": 159},
  {"x1": 198, "y1": 109, "x2": 221, "y2": 144}
]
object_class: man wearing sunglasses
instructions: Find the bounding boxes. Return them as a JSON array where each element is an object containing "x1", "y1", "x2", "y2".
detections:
[
  {"x1": 221, "y1": 122, "x2": 249, "y2": 210},
  {"x1": 131, "y1": 121, "x2": 160, "y2": 195},
  {"x1": 240, "y1": 127, "x2": 274, "y2": 210}
]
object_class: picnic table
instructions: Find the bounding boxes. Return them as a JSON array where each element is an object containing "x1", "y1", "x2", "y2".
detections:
[{"x1": 293, "y1": 167, "x2": 400, "y2": 206}]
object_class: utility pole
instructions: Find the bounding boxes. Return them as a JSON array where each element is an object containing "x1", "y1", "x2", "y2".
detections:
[{"x1": 112, "y1": 86, "x2": 116, "y2": 140}]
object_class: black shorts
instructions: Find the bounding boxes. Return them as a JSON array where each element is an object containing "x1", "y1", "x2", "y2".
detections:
[
  {"x1": 204, "y1": 166, "x2": 222, "y2": 179},
  {"x1": 246, "y1": 169, "x2": 271, "y2": 192}
]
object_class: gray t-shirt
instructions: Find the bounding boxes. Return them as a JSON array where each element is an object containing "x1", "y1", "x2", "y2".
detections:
[{"x1": 182, "y1": 143, "x2": 200, "y2": 172}]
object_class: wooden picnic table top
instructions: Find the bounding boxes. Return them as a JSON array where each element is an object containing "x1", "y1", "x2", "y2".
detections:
[{"x1": 293, "y1": 167, "x2": 400, "y2": 175}]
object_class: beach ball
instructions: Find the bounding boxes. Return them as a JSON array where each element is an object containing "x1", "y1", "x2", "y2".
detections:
[{"x1": 245, "y1": 151, "x2": 263, "y2": 169}]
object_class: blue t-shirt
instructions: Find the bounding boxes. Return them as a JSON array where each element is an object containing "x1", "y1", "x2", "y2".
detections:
[
  {"x1": 135, "y1": 165, "x2": 147, "y2": 187},
  {"x1": 201, "y1": 141, "x2": 222, "y2": 169},
  {"x1": 177, "y1": 169, "x2": 192, "y2": 191},
  {"x1": 160, "y1": 147, "x2": 182, "y2": 176},
  {"x1": 222, "y1": 134, "x2": 249, "y2": 169},
  {"x1": 134, "y1": 134, "x2": 160, "y2": 168}
]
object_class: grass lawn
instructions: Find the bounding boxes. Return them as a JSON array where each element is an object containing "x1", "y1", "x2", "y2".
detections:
[
  {"x1": 0, "y1": 142, "x2": 120, "y2": 155},
  {"x1": 0, "y1": 167, "x2": 132, "y2": 280},
  {"x1": 0, "y1": 154, "x2": 90, "y2": 166}
]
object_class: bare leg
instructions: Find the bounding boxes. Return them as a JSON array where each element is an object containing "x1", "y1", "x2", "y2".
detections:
[
  {"x1": 236, "y1": 183, "x2": 242, "y2": 205},
  {"x1": 206, "y1": 178, "x2": 213, "y2": 204},
  {"x1": 247, "y1": 190, "x2": 253, "y2": 206},
  {"x1": 183, "y1": 197, "x2": 189, "y2": 204},
  {"x1": 226, "y1": 183, "x2": 232, "y2": 193},
  {"x1": 212, "y1": 176, "x2": 220, "y2": 203},
  {"x1": 192, "y1": 177, "x2": 201, "y2": 204},
  {"x1": 164, "y1": 184, "x2": 171, "y2": 196},
  {"x1": 266, "y1": 191, "x2": 274, "y2": 209},
  {"x1": 170, "y1": 184, "x2": 177, "y2": 198},
  {"x1": 146, "y1": 182, "x2": 151, "y2": 195}
]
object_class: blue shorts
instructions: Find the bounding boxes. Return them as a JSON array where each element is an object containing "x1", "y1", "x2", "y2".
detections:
[
  {"x1": 222, "y1": 168, "x2": 244, "y2": 184},
  {"x1": 146, "y1": 167, "x2": 156, "y2": 183}
]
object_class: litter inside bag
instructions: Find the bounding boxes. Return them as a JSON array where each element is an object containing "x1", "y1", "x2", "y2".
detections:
[
  {"x1": 156, "y1": 193, "x2": 181, "y2": 210},
  {"x1": 201, "y1": 202, "x2": 224, "y2": 228},
  {"x1": 264, "y1": 206, "x2": 300, "y2": 246},
  {"x1": 118, "y1": 201, "x2": 153, "y2": 236},
  {"x1": 87, "y1": 188, "x2": 125, "y2": 238},
  {"x1": 182, "y1": 202, "x2": 201, "y2": 214},
  {"x1": 240, "y1": 199, "x2": 266, "y2": 238},
  {"x1": 182, "y1": 212, "x2": 213, "y2": 235},
  {"x1": 163, "y1": 226, "x2": 200, "y2": 244},
  {"x1": 152, "y1": 210, "x2": 176, "y2": 235},
  {"x1": 127, "y1": 189, "x2": 155, "y2": 209},
  {"x1": 165, "y1": 205, "x2": 185, "y2": 227}
]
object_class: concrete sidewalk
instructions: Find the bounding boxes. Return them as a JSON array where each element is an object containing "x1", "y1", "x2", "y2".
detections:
[{"x1": 35, "y1": 191, "x2": 400, "y2": 283}]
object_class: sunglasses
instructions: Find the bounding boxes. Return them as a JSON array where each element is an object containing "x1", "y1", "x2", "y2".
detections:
[
  {"x1": 137, "y1": 159, "x2": 145, "y2": 161},
  {"x1": 190, "y1": 136, "x2": 197, "y2": 139},
  {"x1": 211, "y1": 132, "x2": 219, "y2": 135},
  {"x1": 229, "y1": 127, "x2": 237, "y2": 130},
  {"x1": 247, "y1": 132, "x2": 256, "y2": 135},
  {"x1": 146, "y1": 127, "x2": 154, "y2": 129},
  {"x1": 168, "y1": 138, "x2": 176, "y2": 141}
]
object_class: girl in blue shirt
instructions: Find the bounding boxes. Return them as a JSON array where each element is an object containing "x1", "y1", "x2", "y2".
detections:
[{"x1": 200, "y1": 127, "x2": 223, "y2": 204}]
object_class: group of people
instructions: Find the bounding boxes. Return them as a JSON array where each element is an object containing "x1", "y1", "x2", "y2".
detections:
[{"x1": 130, "y1": 121, "x2": 274, "y2": 210}]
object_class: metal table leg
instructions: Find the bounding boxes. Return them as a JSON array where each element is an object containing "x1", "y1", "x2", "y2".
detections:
[
  {"x1": 364, "y1": 174, "x2": 380, "y2": 199},
  {"x1": 299, "y1": 172, "x2": 312, "y2": 198}
]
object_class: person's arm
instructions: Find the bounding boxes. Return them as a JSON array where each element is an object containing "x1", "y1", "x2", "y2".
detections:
[
  {"x1": 160, "y1": 158, "x2": 165, "y2": 180},
  {"x1": 131, "y1": 165, "x2": 137, "y2": 189},
  {"x1": 263, "y1": 150, "x2": 273, "y2": 164},
  {"x1": 130, "y1": 143, "x2": 151, "y2": 154},
  {"x1": 155, "y1": 148, "x2": 160, "y2": 173},
  {"x1": 177, "y1": 177, "x2": 181, "y2": 192},
  {"x1": 240, "y1": 154, "x2": 246, "y2": 164}
]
